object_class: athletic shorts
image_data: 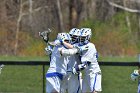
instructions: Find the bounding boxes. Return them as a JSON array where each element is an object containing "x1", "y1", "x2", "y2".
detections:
[
  {"x1": 46, "y1": 72, "x2": 64, "y2": 93},
  {"x1": 82, "y1": 72, "x2": 102, "y2": 92},
  {"x1": 67, "y1": 72, "x2": 82, "y2": 93}
]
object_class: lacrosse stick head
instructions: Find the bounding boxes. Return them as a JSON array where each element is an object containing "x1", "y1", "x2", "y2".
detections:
[{"x1": 39, "y1": 28, "x2": 52, "y2": 43}]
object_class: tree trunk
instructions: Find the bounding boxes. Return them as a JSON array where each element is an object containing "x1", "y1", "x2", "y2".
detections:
[
  {"x1": 56, "y1": 0, "x2": 64, "y2": 32},
  {"x1": 69, "y1": 0, "x2": 78, "y2": 28},
  {"x1": 14, "y1": 0, "x2": 23, "y2": 55},
  {"x1": 123, "y1": 0, "x2": 132, "y2": 33}
]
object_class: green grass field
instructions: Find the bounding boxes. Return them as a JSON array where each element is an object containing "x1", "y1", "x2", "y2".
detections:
[{"x1": 0, "y1": 56, "x2": 139, "y2": 93}]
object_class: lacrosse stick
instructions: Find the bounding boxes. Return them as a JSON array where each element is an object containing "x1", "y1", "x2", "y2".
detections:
[
  {"x1": 39, "y1": 28, "x2": 52, "y2": 44},
  {"x1": 0, "y1": 64, "x2": 4, "y2": 74}
]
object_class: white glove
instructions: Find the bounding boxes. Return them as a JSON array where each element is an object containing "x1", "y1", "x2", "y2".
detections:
[
  {"x1": 74, "y1": 45, "x2": 88, "y2": 54},
  {"x1": 131, "y1": 70, "x2": 139, "y2": 81},
  {"x1": 45, "y1": 46, "x2": 53, "y2": 55},
  {"x1": 67, "y1": 67, "x2": 79, "y2": 74},
  {"x1": 72, "y1": 67, "x2": 79, "y2": 74}
]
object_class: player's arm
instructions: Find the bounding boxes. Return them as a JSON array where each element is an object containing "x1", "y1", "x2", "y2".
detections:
[
  {"x1": 63, "y1": 41, "x2": 73, "y2": 48},
  {"x1": 48, "y1": 39, "x2": 73, "y2": 48},
  {"x1": 59, "y1": 48, "x2": 79, "y2": 56},
  {"x1": 59, "y1": 45, "x2": 88, "y2": 56}
]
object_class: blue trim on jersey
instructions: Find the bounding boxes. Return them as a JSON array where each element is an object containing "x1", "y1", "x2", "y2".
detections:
[
  {"x1": 46, "y1": 72, "x2": 63, "y2": 80},
  {"x1": 93, "y1": 73, "x2": 97, "y2": 91},
  {"x1": 138, "y1": 80, "x2": 140, "y2": 93},
  {"x1": 63, "y1": 45, "x2": 68, "y2": 49},
  {"x1": 96, "y1": 52, "x2": 98, "y2": 59},
  {"x1": 77, "y1": 73, "x2": 80, "y2": 93}
]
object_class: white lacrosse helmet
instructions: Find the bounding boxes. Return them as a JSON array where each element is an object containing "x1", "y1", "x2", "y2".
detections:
[
  {"x1": 69, "y1": 28, "x2": 81, "y2": 44},
  {"x1": 79, "y1": 28, "x2": 92, "y2": 45},
  {"x1": 57, "y1": 32, "x2": 71, "y2": 43}
]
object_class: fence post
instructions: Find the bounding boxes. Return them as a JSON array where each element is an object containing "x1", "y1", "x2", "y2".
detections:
[
  {"x1": 43, "y1": 65, "x2": 45, "y2": 93},
  {"x1": 138, "y1": 54, "x2": 140, "y2": 93},
  {"x1": 139, "y1": 54, "x2": 140, "y2": 63}
]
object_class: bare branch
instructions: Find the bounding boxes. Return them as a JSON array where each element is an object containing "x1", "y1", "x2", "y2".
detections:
[{"x1": 107, "y1": 0, "x2": 140, "y2": 13}]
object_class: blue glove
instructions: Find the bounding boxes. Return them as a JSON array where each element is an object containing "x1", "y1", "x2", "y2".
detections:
[{"x1": 131, "y1": 70, "x2": 139, "y2": 81}]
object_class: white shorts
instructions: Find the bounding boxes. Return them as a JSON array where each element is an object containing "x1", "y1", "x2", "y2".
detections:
[
  {"x1": 82, "y1": 72, "x2": 102, "y2": 92},
  {"x1": 46, "y1": 76, "x2": 61, "y2": 93},
  {"x1": 67, "y1": 72, "x2": 82, "y2": 93},
  {"x1": 46, "y1": 72, "x2": 65, "y2": 93}
]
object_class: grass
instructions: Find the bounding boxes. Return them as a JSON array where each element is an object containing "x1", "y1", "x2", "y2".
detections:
[
  {"x1": 101, "y1": 66, "x2": 138, "y2": 93},
  {"x1": 0, "y1": 56, "x2": 139, "y2": 93}
]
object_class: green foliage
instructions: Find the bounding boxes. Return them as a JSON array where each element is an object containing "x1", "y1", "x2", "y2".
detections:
[
  {"x1": 101, "y1": 66, "x2": 137, "y2": 93},
  {"x1": 79, "y1": 12, "x2": 140, "y2": 56}
]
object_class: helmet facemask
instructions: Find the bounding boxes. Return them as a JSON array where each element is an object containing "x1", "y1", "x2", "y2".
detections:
[
  {"x1": 69, "y1": 28, "x2": 80, "y2": 44},
  {"x1": 70, "y1": 34, "x2": 79, "y2": 44},
  {"x1": 79, "y1": 28, "x2": 92, "y2": 45}
]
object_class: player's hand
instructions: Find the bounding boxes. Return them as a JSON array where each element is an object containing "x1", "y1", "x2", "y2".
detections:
[
  {"x1": 72, "y1": 67, "x2": 79, "y2": 74},
  {"x1": 67, "y1": 67, "x2": 79, "y2": 74},
  {"x1": 45, "y1": 46, "x2": 53, "y2": 55},
  {"x1": 74, "y1": 45, "x2": 88, "y2": 53},
  {"x1": 131, "y1": 70, "x2": 139, "y2": 81}
]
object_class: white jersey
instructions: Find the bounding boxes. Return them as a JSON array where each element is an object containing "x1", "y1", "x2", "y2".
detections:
[
  {"x1": 67, "y1": 43, "x2": 81, "y2": 69},
  {"x1": 81, "y1": 42, "x2": 102, "y2": 92},
  {"x1": 47, "y1": 45, "x2": 70, "y2": 76},
  {"x1": 61, "y1": 43, "x2": 82, "y2": 93},
  {"x1": 81, "y1": 42, "x2": 101, "y2": 73}
]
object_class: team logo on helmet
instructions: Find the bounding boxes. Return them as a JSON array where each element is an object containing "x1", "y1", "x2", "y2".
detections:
[{"x1": 57, "y1": 33, "x2": 71, "y2": 43}]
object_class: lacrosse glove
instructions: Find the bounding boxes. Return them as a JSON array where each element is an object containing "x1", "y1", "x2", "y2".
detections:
[
  {"x1": 74, "y1": 45, "x2": 88, "y2": 54},
  {"x1": 45, "y1": 45, "x2": 53, "y2": 55},
  {"x1": 131, "y1": 70, "x2": 140, "y2": 81}
]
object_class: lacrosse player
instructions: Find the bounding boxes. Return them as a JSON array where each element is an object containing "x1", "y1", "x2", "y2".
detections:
[
  {"x1": 0, "y1": 64, "x2": 4, "y2": 74},
  {"x1": 59, "y1": 28, "x2": 102, "y2": 93},
  {"x1": 131, "y1": 69, "x2": 140, "y2": 93},
  {"x1": 66, "y1": 28, "x2": 83, "y2": 93},
  {"x1": 49, "y1": 28, "x2": 84, "y2": 93},
  {"x1": 45, "y1": 32, "x2": 71, "y2": 93}
]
